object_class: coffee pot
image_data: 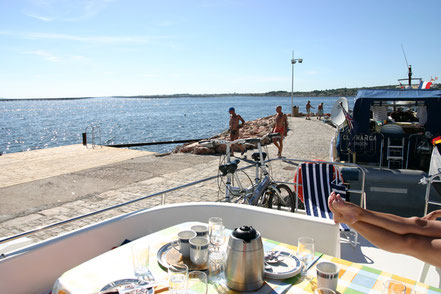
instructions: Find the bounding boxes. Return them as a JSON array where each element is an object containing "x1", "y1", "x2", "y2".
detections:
[{"x1": 225, "y1": 225, "x2": 264, "y2": 291}]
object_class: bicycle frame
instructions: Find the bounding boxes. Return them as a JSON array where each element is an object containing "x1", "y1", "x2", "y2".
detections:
[{"x1": 213, "y1": 134, "x2": 281, "y2": 204}]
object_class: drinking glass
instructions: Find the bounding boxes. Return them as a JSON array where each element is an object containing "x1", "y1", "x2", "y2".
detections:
[
  {"x1": 297, "y1": 237, "x2": 315, "y2": 276},
  {"x1": 187, "y1": 271, "x2": 208, "y2": 294},
  {"x1": 168, "y1": 264, "x2": 188, "y2": 294},
  {"x1": 208, "y1": 251, "x2": 225, "y2": 282},
  {"x1": 210, "y1": 224, "x2": 225, "y2": 252},
  {"x1": 208, "y1": 217, "x2": 223, "y2": 236},
  {"x1": 383, "y1": 279, "x2": 406, "y2": 294},
  {"x1": 131, "y1": 241, "x2": 150, "y2": 284}
]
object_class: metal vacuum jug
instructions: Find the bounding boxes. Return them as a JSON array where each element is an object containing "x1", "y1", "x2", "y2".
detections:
[{"x1": 225, "y1": 225, "x2": 264, "y2": 291}]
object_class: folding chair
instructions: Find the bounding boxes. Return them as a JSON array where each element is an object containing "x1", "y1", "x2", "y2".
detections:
[{"x1": 295, "y1": 162, "x2": 359, "y2": 247}]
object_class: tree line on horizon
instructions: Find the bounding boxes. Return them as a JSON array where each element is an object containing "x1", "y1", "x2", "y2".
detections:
[{"x1": 1, "y1": 84, "x2": 440, "y2": 100}]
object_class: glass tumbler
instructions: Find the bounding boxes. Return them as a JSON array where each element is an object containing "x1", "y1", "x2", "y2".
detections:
[
  {"x1": 188, "y1": 271, "x2": 208, "y2": 294},
  {"x1": 208, "y1": 251, "x2": 225, "y2": 282},
  {"x1": 131, "y1": 241, "x2": 150, "y2": 283},
  {"x1": 168, "y1": 264, "x2": 188, "y2": 294}
]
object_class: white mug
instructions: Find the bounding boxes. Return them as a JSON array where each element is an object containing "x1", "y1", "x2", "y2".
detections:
[
  {"x1": 316, "y1": 261, "x2": 339, "y2": 291},
  {"x1": 190, "y1": 237, "x2": 209, "y2": 265},
  {"x1": 172, "y1": 230, "x2": 197, "y2": 258},
  {"x1": 191, "y1": 225, "x2": 209, "y2": 237}
]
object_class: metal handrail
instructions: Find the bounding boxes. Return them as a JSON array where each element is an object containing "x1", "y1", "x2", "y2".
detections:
[
  {"x1": 0, "y1": 161, "x2": 256, "y2": 246},
  {"x1": 84, "y1": 124, "x2": 102, "y2": 149},
  {"x1": 0, "y1": 157, "x2": 366, "y2": 249},
  {"x1": 422, "y1": 171, "x2": 441, "y2": 216},
  {"x1": 275, "y1": 158, "x2": 367, "y2": 209}
]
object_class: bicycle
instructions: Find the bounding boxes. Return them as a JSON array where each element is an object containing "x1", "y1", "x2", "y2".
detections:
[{"x1": 207, "y1": 133, "x2": 295, "y2": 212}]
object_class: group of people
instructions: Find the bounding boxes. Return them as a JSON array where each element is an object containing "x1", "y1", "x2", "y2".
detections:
[
  {"x1": 306, "y1": 101, "x2": 324, "y2": 120},
  {"x1": 229, "y1": 105, "x2": 288, "y2": 158}
]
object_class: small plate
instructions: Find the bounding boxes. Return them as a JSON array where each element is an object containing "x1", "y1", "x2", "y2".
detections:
[
  {"x1": 156, "y1": 242, "x2": 208, "y2": 271},
  {"x1": 264, "y1": 251, "x2": 302, "y2": 279}
]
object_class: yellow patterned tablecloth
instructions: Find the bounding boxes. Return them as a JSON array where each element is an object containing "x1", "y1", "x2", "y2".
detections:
[{"x1": 52, "y1": 222, "x2": 441, "y2": 294}]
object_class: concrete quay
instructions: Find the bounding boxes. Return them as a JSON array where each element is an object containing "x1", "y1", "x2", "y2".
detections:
[{"x1": 0, "y1": 117, "x2": 336, "y2": 244}]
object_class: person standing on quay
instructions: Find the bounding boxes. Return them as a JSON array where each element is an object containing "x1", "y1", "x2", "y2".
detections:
[
  {"x1": 317, "y1": 102, "x2": 324, "y2": 120},
  {"x1": 229, "y1": 107, "x2": 246, "y2": 156},
  {"x1": 306, "y1": 100, "x2": 314, "y2": 120},
  {"x1": 272, "y1": 105, "x2": 288, "y2": 158}
]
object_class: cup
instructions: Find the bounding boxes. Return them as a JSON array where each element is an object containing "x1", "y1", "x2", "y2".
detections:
[
  {"x1": 316, "y1": 261, "x2": 339, "y2": 292},
  {"x1": 172, "y1": 230, "x2": 197, "y2": 258},
  {"x1": 383, "y1": 279, "x2": 406, "y2": 294},
  {"x1": 208, "y1": 250, "x2": 225, "y2": 282},
  {"x1": 168, "y1": 264, "x2": 188, "y2": 294},
  {"x1": 191, "y1": 225, "x2": 209, "y2": 237},
  {"x1": 190, "y1": 237, "x2": 210, "y2": 265},
  {"x1": 188, "y1": 271, "x2": 208, "y2": 294},
  {"x1": 131, "y1": 241, "x2": 150, "y2": 281}
]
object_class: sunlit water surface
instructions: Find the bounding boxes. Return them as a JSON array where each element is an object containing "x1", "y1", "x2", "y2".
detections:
[{"x1": 0, "y1": 96, "x2": 354, "y2": 154}]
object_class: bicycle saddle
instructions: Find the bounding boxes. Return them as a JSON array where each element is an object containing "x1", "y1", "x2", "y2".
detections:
[
  {"x1": 219, "y1": 159, "x2": 240, "y2": 176},
  {"x1": 267, "y1": 133, "x2": 281, "y2": 139},
  {"x1": 252, "y1": 152, "x2": 267, "y2": 162}
]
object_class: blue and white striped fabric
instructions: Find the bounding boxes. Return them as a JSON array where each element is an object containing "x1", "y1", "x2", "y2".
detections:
[{"x1": 300, "y1": 163, "x2": 351, "y2": 232}]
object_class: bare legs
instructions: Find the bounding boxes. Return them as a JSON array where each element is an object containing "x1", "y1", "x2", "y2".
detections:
[
  {"x1": 273, "y1": 137, "x2": 284, "y2": 157},
  {"x1": 328, "y1": 192, "x2": 441, "y2": 267}
]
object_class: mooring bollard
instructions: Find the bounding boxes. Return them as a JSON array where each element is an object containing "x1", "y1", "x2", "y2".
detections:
[{"x1": 82, "y1": 133, "x2": 87, "y2": 146}]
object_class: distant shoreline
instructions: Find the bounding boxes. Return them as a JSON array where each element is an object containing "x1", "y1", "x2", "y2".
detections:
[{"x1": 1, "y1": 83, "x2": 439, "y2": 100}]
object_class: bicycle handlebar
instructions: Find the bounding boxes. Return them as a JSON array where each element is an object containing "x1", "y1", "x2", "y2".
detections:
[{"x1": 202, "y1": 133, "x2": 281, "y2": 146}]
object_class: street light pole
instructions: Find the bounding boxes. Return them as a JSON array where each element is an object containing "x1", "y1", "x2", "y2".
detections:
[{"x1": 290, "y1": 51, "x2": 303, "y2": 117}]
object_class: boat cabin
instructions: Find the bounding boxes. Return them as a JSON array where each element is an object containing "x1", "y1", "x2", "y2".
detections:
[{"x1": 337, "y1": 89, "x2": 441, "y2": 171}]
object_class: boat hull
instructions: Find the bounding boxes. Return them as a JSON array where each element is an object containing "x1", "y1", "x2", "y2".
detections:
[{"x1": 342, "y1": 167, "x2": 441, "y2": 217}]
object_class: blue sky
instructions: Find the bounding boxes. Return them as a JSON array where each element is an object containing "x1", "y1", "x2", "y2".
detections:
[{"x1": 1, "y1": 0, "x2": 440, "y2": 98}]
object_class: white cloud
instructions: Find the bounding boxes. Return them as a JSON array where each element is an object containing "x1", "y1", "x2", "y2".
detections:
[
  {"x1": 23, "y1": 50, "x2": 62, "y2": 62},
  {"x1": 23, "y1": 0, "x2": 118, "y2": 22},
  {"x1": 0, "y1": 30, "x2": 165, "y2": 45},
  {"x1": 22, "y1": 12, "x2": 54, "y2": 22}
]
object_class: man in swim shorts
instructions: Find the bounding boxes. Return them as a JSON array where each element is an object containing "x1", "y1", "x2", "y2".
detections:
[
  {"x1": 306, "y1": 100, "x2": 314, "y2": 120},
  {"x1": 229, "y1": 107, "x2": 246, "y2": 156},
  {"x1": 272, "y1": 105, "x2": 288, "y2": 158}
]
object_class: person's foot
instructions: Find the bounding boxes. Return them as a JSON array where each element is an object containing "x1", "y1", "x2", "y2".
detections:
[
  {"x1": 241, "y1": 150, "x2": 246, "y2": 156},
  {"x1": 328, "y1": 192, "x2": 359, "y2": 224}
]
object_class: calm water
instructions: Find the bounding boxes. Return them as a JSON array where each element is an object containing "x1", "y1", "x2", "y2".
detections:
[{"x1": 0, "y1": 96, "x2": 354, "y2": 154}]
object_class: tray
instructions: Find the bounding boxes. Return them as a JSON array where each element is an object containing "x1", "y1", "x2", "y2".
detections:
[
  {"x1": 264, "y1": 251, "x2": 302, "y2": 279},
  {"x1": 156, "y1": 242, "x2": 208, "y2": 271}
]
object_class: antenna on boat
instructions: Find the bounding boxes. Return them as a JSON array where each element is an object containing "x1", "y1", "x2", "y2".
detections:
[{"x1": 401, "y1": 44, "x2": 412, "y2": 87}]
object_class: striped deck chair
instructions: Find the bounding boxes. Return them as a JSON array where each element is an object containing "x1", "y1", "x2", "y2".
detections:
[{"x1": 295, "y1": 162, "x2": 358, "y2": 247}]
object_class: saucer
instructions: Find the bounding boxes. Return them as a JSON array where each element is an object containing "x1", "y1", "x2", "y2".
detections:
[{"x1": 264, "y1": 251, "x2": 302, "y2": 279}]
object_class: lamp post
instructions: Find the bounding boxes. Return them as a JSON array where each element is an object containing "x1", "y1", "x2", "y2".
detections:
[{"x1": 291, "y1": 51, "x2": 303, "y2": 117}]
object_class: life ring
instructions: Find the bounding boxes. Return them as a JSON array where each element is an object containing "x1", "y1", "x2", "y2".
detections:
[
  {"x1": 293, "y1": 161, "x2": 341, "y2": 203},
  {"x1": 293, "y1": 167, "x2": 304, "y2": 203}
]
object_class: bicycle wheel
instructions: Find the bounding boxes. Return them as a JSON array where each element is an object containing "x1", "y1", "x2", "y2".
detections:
[
  {"x1": 268, "y1": 184, "x2": 295, "y2": 212},
  {"x1": 218, "y1": 169, "x2": 253, "y2": 203}
]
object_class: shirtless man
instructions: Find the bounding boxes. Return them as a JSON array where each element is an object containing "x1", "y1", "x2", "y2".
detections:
[
  {"x1": 306, "y1": 101, "x2": 314, "y2": 120},
  {"x1": 328, "y1": 192, "x2": 441, "y2": 267},
  {"x1": 229, "y1": 107, "x2": 246, "y2": 155},
  {"x1": 272, "y1": 105, "x2": 288, "y2": 158}
]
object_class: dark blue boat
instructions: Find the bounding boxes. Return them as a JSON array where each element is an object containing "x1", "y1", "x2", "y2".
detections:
[{"x1": 335, "y1": 89, "x2": 441, "y2": 217}]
